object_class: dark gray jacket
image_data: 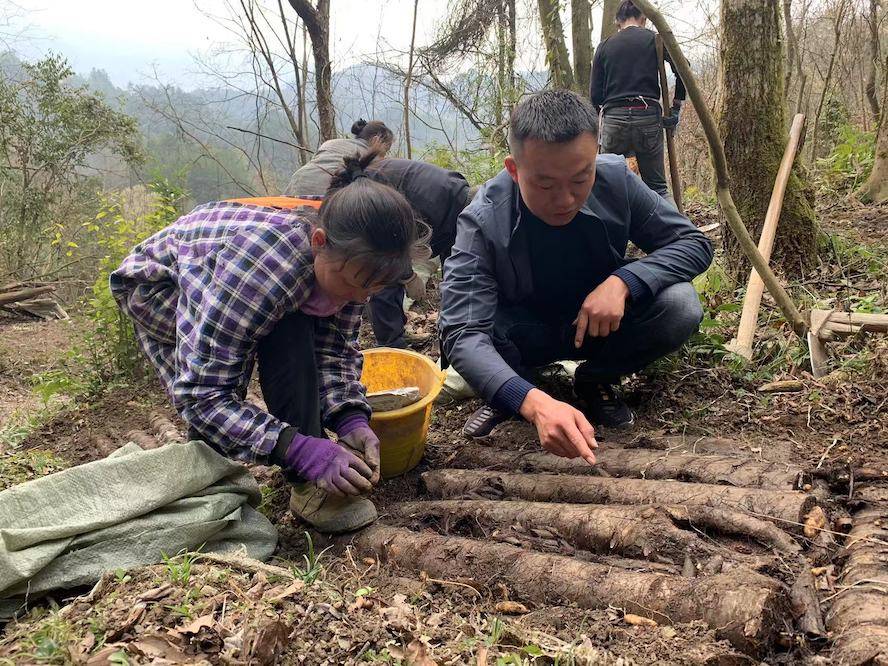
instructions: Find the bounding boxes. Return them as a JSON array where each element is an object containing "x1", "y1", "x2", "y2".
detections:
[{"x1": 439, "y1": 153, "x2": 713, "y2": 403}]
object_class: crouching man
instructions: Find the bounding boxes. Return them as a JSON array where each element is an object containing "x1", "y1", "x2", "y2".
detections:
[{"x1": 439, "y1": 89, "x2": 712, "y2": 461}]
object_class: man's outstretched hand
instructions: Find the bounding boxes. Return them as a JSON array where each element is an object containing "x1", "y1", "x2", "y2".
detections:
[
  {"x1": 519, "y1": 388, "x2": 597, "y2": 464},
  {"x1": 574, "y1": 275, "x2": 630, "y2": 347}
]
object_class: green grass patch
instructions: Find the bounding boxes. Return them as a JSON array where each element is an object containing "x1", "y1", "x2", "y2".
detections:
[{"x1": 0, "y1": 450, "x2": 66, "y2": 492}]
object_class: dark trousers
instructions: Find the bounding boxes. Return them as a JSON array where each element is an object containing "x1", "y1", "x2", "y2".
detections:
[
  {"x1": 492, "y1": 282, "x2": 702, "y2": 388},
  {"x1": 368, "y1": 284, "x2": 408, "y2": 348},
  {"x1": 187, "y1": 312, "x2": 323, "y2": 447},
  {"x1": 600, "y1": 107, "x2": 672, "y2": 203}
]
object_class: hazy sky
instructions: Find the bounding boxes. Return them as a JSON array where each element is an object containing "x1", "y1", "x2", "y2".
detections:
[{"x1": 6, "y1": 0, "x2": 712, "y2": 89}]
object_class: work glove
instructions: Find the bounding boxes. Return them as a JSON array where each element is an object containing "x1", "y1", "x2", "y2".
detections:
[
  {"x1": 335, "y1": 413, "x2": 381, "y2": 485},
  {"x1": 402, "y1": 271, "x2": 427, "y2": 302},
  {"x1": 282, "y1": 431, "x2": 374, "y2": 496},
  {"x1": 662, "y1": 101, "x2": 682, "y2": 131}
]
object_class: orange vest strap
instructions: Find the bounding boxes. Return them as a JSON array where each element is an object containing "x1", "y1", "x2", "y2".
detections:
[{"x1": 225, "y1": 196, "x2": 322, "y2": 210}]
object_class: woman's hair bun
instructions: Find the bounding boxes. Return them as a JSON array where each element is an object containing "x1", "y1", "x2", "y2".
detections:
[
  {"x1": 328, "y1": 149, "x2": 379, "y2": 191},
  {"x1": 351, "y1": 118, "x2": 368, "y2": 137}
]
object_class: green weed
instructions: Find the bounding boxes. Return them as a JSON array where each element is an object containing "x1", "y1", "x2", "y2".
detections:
[
  {"x1": 161, "y1": 547, "x2": 203, "y2": 585},
  {"x1": 291, "y1": 531, "x2": 330, "y2": 585},
  {"x1": 0, "y1": 450, "x2": 66, "y2": 492}
]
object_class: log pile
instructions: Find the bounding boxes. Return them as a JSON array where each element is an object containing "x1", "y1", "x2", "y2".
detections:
[{"x1": 0, "y1": 282, "x2": 67, "y2": 320}]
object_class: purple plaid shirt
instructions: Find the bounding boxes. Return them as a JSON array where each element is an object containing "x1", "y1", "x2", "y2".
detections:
[{"x1": 109, "y1": 201, "x2": 368, "y2": 462}]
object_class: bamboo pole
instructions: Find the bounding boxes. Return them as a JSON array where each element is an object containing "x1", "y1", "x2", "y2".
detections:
[
  {"x1": 631, "y1": 0, "x2": 808, "y2": 337},
  {"x1": 727, "y1": 114, "x2": 807, "y2": 359}
]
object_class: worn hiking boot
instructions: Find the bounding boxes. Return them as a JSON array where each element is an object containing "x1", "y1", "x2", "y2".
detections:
[
  {"x1": 576, "y1": 382, "x2": 636, "y2": 429},
  {"x1": 463, "y1": 404, "x2": 512, "y2": 438},
  {"x1": 289, "y1": 484, "x2": 378, "y2": 534}
]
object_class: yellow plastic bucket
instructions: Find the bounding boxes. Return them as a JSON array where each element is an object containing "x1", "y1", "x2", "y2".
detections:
[{"x1": 360, "y1": 348, "x2": 445, "y2": 478}]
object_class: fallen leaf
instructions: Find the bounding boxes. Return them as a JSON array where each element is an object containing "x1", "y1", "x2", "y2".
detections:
[
  {"x1": 69, "y1": 633, "x2": 96, "y2": 662},
  {"x1": 758, "y1": 380, "x2": 804, "y2": 393},
  {"x1": 86, "y1": 646, "x2": 127, "y2": 665},
  {"x1": 494, "y1": 601, "x2": 529, "y2": 615},
  {"x1": 380, "y1": 593, "x2": 415, "y2": 632},
  {"x1": 405, "y1": 639, "x2": 438, "y2": 666},
  {"x1": 264, "y1": 579, "x2": 305, "y2": 603},
  {"x1": 242, "y1": 620, "x2": 289, "y2": 666},
  {"x1": 811, "y1": 566, "x2": 828, "y2": 576},
  {"x1": 177, "y1": 614, "x2": 215, "y2": 635},
  {"x1": 661, "y1": 626, "x2": 678, "y2": 639},
  {"x1": 624, "y1": 613, "x2": 658, "y2": 627},
  {"x1": 139, "y1": 584, "x2": 173, "y2": 602},
  {"x1": 130, "y1": 635, "x2": 196, "y2": 662}
]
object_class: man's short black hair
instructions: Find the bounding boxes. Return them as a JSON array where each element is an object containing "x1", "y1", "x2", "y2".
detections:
[
  {"x1": 616, "y1": 0, "x2": 643, "y2": 23},
  {"x1": 508, "y1": 89, "x2": 599, "y2": 155}
]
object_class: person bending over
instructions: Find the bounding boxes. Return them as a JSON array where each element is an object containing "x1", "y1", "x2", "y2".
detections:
[
  {"x1": 439, "y1": 89, "x2": 712, "y2": 461},
  {"x1": 111, "y1": 152, "x2": 422, "y2": 533},
  {"x1": 285, "y1": 119, "x2": 394, "y2": 196},
  {"x1": 363, "y1": 157, "x2": 472, "y2": 348}
]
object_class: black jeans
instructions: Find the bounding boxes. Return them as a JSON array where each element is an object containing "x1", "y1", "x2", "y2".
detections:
[
  {"x1": 491, "y1": 282, "x2": 702, "y2": 388},
  {"x1": 368, "y1": 284, "x2": 408, "y2": 348},
  {"x1": 187, "y1": 311, "x2": 324, "y2": 447},
  {"x1": 600, "y1": 106, "x2": 672, "y2": 204}
]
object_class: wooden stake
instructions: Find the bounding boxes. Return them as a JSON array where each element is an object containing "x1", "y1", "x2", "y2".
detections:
[{"x1": 727, "y1": 114, "x2": 807, "y2": 360}]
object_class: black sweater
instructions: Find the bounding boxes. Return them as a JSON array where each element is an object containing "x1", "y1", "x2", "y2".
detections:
[{"x1": 590, "y1": 26, "x2": 687, "y2": 111}]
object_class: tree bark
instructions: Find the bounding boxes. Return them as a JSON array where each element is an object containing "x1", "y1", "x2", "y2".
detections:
[
  {"x1": 537, "y1": 0, "x2": 575, "y2": 89},
  {"x1": 810, "y1": 0, "x2": 849, "y2": 162},
  {"x1": 865, "y1": 0, "x2": 883, "y2": 127},
  {"x1": 857, "y1": 86, "x2": 888, "y2": 202},
  {"x1": 421, "y1": 469, "x2": 820, "y2": 529},
  {"x1": 355, "y1": 525, "x2": 788, "y2": 655},
  {"x1": 287, "y1": 0, "x2": 335, "y2": 142},
  {"x1": 600, "y1": 0, "x2": 620, "y2": 42},
  {"x1": 571, "y1": 0, "x2": 593, "y2": 95},
  {"x1": 718, "y1": 0, "x2": 818, "y2": 280}
]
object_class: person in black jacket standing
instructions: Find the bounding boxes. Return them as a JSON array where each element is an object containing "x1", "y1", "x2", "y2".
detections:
[{"x1": 590, "y1": 0, "x2": 686, "y2": 202}]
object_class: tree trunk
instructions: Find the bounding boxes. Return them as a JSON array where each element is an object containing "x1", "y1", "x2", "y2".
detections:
[
  {"x1": 810, "y1": 0, "x2": 849, "y2": 162},
  {"x1": 537, "y1": 0, "x2": 575, "y2": 89},
  {"x1": 865, "y1": 0, "x2": 882, "y2": 126},
  {"x1": 571, "y1": 0, "x2": 593, "y2": 95},
  {"x1": 403, "y1": 0, "x2": 419, "y2": 158},
  {"x1": 857, "y1": 90, "x2": 888, "y2": 202},
  {"x1": 718, "y1": 0, "x2": 818, "y2": 279},
  {"x1": 287, "y1": 0, "x2": 335, "y2": 142},
  {"x1": 600, "y1": 0, "x2": 619, "y2": 42}
]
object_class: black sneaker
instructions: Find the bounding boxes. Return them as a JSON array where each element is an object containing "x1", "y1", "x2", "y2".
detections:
[
  {"x1": 463, "y1": 404, "x2": 512, "y2": 438},
  {"x1": 577, "y1": 383, "x2": 636, "y2": 429}
]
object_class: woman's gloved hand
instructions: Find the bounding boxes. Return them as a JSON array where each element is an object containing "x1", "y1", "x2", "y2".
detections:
[
  {"x1": 283, "y1": 432, "x2": 374, "y2": 496},
  {"x1": 402, "y1": 271, "x2": 427, "y2": 302},
  {"x1": 335, "y1": 413, "x2": 381, "y2": 485}
]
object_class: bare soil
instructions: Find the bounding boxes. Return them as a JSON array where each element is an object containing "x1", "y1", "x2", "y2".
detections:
[{"x1": 0, "y1": 204, "x2": 886, "y2": 664}]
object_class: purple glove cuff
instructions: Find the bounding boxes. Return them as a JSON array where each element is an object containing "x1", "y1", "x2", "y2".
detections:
[
  {"x1": 335, "y1": 413, "x2": 371, "y2": 438},
  {"x1": 285, "y1": 433, "x2": 339, "y2": 481}
]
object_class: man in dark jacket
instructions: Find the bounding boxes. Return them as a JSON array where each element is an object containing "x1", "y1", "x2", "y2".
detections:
[
  {"x1": 439, "y1": 89, "x2": 712, "y2": 460},
  {"x1": 590, "y1": 0, "x2": 686, "y2": 201},
  {"x1": 364, "y1": 158, "x2": 471, "y2": 348}
]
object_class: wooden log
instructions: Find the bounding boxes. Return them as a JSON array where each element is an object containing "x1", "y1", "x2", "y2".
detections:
[
  {"x1": 726, "y1": 114, "x2": 807, "y2": 360},
  {"x1": 5, "y1": 298, "x2": 68, "y2": 320},
  {"x1": 0, "y1": 286, "x2": 55, "y2": 306},
  {"x1": 828, "y1": 506, "x2": 888, "y2": 664},
  {"x1": 421, "y1": 469, "x2": 819, "y2": 530},
  {"x1": 448, "y1": 443, "x2": 805, "y2": 490},
  {"x1": 354, "y1": 525, "x2": 789, "y2": 654},
  {"x1": 389, "y1": 499, "x2": 800, "y2": 560}
]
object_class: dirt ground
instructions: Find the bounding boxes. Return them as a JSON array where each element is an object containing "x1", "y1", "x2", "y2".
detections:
[{"x1": 0, "y1": 201, "x2": 886, "y2": 664}]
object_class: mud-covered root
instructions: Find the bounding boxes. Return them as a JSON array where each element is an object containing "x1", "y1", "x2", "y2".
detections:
[
  {"x1": 388, "y1": 500, "x2": 794, "y2": 566},
  {"x1": 422, "y1": 469, "x2": 820, "y2": 532},
  {"x1": 354, "y1": 525, "x2": 789, "y2": 655},
  {"x1": 149, "y1": 412, "x2": 184, "y2": 444},
  {"x1": 828, "y1": 506, "x2": 888, "y2": 664},
  {"x1": 449, "y1": 443, "x2": 805, "y2": 490},
  {"x1": 124, "y1": 429, "x2": 161, "y2": 450}
]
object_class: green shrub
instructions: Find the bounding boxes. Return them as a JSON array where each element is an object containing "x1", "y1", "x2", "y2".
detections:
[{"x1": 817, "y1": 123, "x2": 875, "y2": 192}]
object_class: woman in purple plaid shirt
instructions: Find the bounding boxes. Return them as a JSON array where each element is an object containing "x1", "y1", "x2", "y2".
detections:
[{"x1": 110, "y1": 152, "x2": 423, "y2": 533}]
